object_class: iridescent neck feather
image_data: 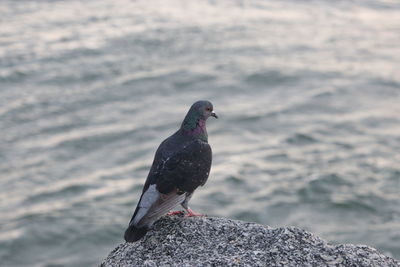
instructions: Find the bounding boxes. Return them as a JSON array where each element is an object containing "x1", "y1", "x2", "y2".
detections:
[{"x1": 181, "y1": 113, "x2": 208, "y2": 142}]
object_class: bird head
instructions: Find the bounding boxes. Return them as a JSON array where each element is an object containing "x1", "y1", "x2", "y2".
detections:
[
  {"x1": 181, "y1": 100, "x2": 218, "y2": 132},
  {"x1": 191, "y1": 100, "x2": 218, "y2": 120}
]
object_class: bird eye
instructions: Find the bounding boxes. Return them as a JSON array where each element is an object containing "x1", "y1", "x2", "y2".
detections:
[{"x1": 206, "y1": 107, "x2": 212, "y2": 111}]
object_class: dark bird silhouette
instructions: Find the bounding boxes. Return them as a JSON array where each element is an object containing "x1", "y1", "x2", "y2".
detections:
[{"x1": 124, "y1": 100, "x2": 217, "y2": 242}]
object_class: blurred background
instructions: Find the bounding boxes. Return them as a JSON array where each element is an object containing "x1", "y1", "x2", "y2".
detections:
[{"x1": 1, "y1": 0, "x2": 399, "y2": 266}]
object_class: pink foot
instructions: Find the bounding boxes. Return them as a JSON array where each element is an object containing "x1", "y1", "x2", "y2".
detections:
[
  {"x1": 167, "y1": 210, "x2": 184, "y2": 216},
  {"x1": 185, "y1": 208, "x2": 204, "y2": 217}
]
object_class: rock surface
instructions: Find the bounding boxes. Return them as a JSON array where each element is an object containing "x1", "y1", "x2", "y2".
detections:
[{"x1": 102, "y1": 216, "x2": 399, "y2": 267}]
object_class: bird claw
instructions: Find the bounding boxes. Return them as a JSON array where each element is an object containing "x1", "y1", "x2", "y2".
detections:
[
  {"x1": 185, "y1": 208, "x2": 204, "y2": 217},
  {"x1": 167, "y1": 209, "x2": 204, "y2": 217}
]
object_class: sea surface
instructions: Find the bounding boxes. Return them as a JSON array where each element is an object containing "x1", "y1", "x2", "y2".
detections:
[{"x1": 1, "y1": 0, "x2": 399, "y2": 266}]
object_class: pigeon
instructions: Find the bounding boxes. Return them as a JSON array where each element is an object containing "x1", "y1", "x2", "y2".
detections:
[{"x1": 124, "y1": 100, "x2": 218, "y2": 242}]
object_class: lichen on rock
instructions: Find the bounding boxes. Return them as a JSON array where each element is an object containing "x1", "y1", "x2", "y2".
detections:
[{"x1": 101, "y1": 216, "x2": 399, "y2": 267}]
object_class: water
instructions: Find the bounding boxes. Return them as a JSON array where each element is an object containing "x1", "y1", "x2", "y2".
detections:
[{"x1": 1, "y1": 0, "x2": 399, "y2": 266}]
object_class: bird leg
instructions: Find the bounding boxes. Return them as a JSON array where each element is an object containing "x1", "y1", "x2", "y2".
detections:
[{"x1": 181, "y1": 193, "x2": 204, "y2": 216}]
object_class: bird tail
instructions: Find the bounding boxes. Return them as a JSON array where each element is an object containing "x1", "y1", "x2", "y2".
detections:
[
  {"x1": 124, "y1": 224, "x2": 148, "y2": 242},
  {"x1": 124, "y1": 204, "x2": 149, "y2": 242},
  {"x1": 124, "y1": 184, "x2": 185, "y2": 242}
]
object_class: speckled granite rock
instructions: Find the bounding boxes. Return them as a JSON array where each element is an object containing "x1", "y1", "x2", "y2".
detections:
[{"x1": 101, "y1": 216, "x2": 399, "y2": 267}]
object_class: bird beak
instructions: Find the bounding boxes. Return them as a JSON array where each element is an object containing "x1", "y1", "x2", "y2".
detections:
[{"x1": 211, "y1": 112, "x2": 218, "y2": 119}]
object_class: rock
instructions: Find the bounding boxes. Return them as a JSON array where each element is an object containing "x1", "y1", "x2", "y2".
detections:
[{"x1": 101, "y1": 216, "x2": 399, "y2": 267}]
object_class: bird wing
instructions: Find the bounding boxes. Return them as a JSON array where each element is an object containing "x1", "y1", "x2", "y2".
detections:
[
  {"x1": 132, "y1": 184, "x2": 186, "y2": 227},
  {"x1": 154, "y1": 139, "x2": 212, "y2": 194},
  {"x1": 129, "y1": 139, "x2": 212, "y2": 228}
]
